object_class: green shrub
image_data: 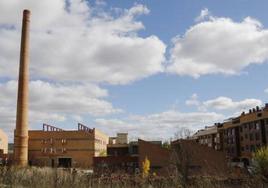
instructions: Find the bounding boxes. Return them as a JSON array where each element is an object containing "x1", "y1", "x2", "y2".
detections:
[{"x1": 253, "y1": 146, "x2": 268, "y2": 180}]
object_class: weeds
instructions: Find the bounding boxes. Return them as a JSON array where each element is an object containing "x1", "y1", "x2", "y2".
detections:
[{"x1": 0, "y1": 166, "x2": 267, "y2": 188}]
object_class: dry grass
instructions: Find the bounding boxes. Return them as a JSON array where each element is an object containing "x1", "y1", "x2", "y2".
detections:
[{"x1": 0, "y1": 166, "x2": 267, "y2": 188}]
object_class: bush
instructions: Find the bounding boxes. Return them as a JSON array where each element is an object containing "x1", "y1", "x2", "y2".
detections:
[
  {"x1": 142, "y1": 156, "x2": 150, "y2": 178},
  {"x1": 253, "y1": 146, "x2": 268, "y2": 180},
  {"x1": 0, "y1": 166, "x2": 267, "y2": 188}
]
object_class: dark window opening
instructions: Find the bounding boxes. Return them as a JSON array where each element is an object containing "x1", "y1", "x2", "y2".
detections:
[{"x1": 250, "y1": 134, "x2": 254, "y2": 141}]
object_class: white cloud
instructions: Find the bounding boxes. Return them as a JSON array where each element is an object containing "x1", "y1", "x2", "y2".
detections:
[
  {"x1": 195, "y1": 8, "x2": 210, "y2": 22},
  {"x1": 95, "y1": 110, "x2": 224, "y2": 140},
  {"x1": 0, "y1": 1, "x2": 166, "y2": 140},
  {"x1": 265, "y1": 88, "x2": 268, "y2": 93},
  {"x1": 0, "y1": 80, "x2": 121, "y2": 116},
  {"x1": 0, "y1": 1, "x2": 166, "y2": 84},
  {"x1": 0, "y1": 80, "x2": 121, "y2": 139},
  {"x1": 167, "y1": 15, "x2": 268, "y2": 78},
  {"x1": 203, "y1": 97, "x2": 262, "y2": 112},
  {"x1": 185, "y1": 93, "x2": 200, "y2": 106},
  {"x1": 185, "y1": 93, "x2": 263, "y2": 115}
]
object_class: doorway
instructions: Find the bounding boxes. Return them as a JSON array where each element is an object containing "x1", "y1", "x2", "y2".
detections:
[{"x1": 58, "y1": 158, "x2": 72, "y2": 168}]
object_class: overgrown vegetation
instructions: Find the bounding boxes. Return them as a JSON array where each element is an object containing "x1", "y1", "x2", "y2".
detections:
[
  {"x1": 0, "y1": 166, "x2": 267, "y2": 188},
  {"x1": 142, "y1": 156, "x2": 150, "y2": 178},
  {"x1": 253, "y1": 146, "x2": 268, "y2": 180}
]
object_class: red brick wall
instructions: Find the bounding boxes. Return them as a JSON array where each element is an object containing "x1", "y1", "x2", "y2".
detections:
[{"x1": 138, "y1": 139, "x2": 171, "y2": 175}]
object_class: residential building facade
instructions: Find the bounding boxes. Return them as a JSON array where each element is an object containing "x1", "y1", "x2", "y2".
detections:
[{"x1": 194, "y1": 104, "x2": 268, "y2": 164}]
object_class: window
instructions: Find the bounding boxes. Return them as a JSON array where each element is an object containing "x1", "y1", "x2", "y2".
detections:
[
  {"x1": 256, "y1": 123, "x2": 260, "y2": 130},
  {"x1": 241, "y1": 147, "x2": 244, "y2": 152},
  {"x1": 244, "y1": 124, "x2": 248, "y2": 129},
  {"x1": 249, "y1": 123, "x2": 253, "y2": 130},
  {"x1": 240, "y1": 136, "x2": 244, "y2": 141},
  {"x1": 255, "y1": 133, "x2": 260, "y2": 140},
  {"x1": 250, "y1": 134, "x2": 254, "y2": 141},
  {"x1": 245, "y1": 134, "x2": 248, "y2": 139},
  {"x1": 240, "y1": 127, "x2": 243, "y2": 132},
  {"x1": 250, "y1": 145, "x2": 255, "y2": 152},
  {"x1": 61, "y1": 139, "x2": 67, "y2": 144},
  {"x1": 232, "y1": 129, "x2": 235, "y2": 135},
  {"x1": 257, "y1": 113, "x2": 262, "y2": 117},
  {"x1": 246, "y1": 145, "x2": 249, "y2": 151}
]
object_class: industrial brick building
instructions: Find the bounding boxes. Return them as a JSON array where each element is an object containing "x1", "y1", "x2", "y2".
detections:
[
  {"x1": 0, "y1": 129, "x2": 8, "y2": 154},
  {"x1": 0, "y1": 129, "x2": 8, "y2": 165},
  {"x1": 28, "y1": 123, "x2": 108, "y2": 168},
  {"x1": 194, "y1": 104, "x2": 268, "y2": 164},
  {"x1": 94, "y1": 133, "x2": 170, "y2": 175}
]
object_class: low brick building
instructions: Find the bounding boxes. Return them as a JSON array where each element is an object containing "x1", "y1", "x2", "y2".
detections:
[
  {"x1": 28, "y1": 123, "x2": 108, "y2": 168},
  {"x1": 93, "y1": 136, "x2": 170, "y2": 175},
  {"x1": 0, "y1": 129, "x2": 8, "y2": 154},
  {"x1": 0, "y1": 129, "x2": 8, "y2": 165},
  {"x1": 138, "y1": 139, "x2": 170, "y2": 175},
  {"x1": 171, "y1": 139, "x2": 229, "y2": 177}
]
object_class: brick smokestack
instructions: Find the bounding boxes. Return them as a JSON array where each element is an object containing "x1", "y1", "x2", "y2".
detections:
[{"x1": 14, "y1": 9, "x2": 31, "y2": 166}]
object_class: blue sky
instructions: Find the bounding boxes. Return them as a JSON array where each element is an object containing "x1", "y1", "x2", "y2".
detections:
[
  {"x1": 103, "y1": 0, "x2": 268, "y2": 114},
  {"x1": 0, "y1": 0, "x2": 268, "y2": 141}
]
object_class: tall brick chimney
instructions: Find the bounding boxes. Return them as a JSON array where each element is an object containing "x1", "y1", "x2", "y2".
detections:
[{"x1": 14, "y1": 9, "x2": 31, "y2": 166}]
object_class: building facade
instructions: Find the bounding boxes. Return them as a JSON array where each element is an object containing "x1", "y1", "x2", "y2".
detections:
[
  {"x1": 194, "y1": 104, "x2": 268, "y2": 164},
  {"x1": 0, "y1": 129, "x2": 8, "y2": 154},
  {"x1": 194, "y1": 124, "x2": 223, "y2": 151},
  {"x1": 28, "y1": 123, "x2": 108, "y2": 168},
  {"x1": 94, "y1": 134, "x2": 168, "y2": 175}
]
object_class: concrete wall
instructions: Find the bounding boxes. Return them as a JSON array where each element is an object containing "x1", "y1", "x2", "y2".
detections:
[{"x1": 0, "y1": 129, "x2": 8, "y2": 154}]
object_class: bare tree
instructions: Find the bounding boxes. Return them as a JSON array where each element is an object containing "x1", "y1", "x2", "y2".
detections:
[
  {"x1": 173, "y1": 127, "x2": 194, "y2": 140},
  {"x1": 170, "y1": 127, "x2": 193, "y2": 188}
]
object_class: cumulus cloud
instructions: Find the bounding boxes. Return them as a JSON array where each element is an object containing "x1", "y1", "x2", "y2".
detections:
[
  {"x1": 185, "y1": 94, "x2": 262, "y2": 115},
  {"x1": 185, "y1": 93, "x2": 200, "y2": 106},
  {"x1": 0, "y1": 80, "x2": 121, "y2": 116},
  {"x1": 203, "y1": 97, "x2": 262, "y2": 111},
  {"x1": 0, "y1": 1, "x2": 166, "y2": 140},
  {"x1": 0, "y1": 1, "x2": 166, "y2": 84},
  {"x1": 0, "y1": 80, "x2": 121, "y2": 138},
  {"x1": 95, "y1": 110, "x2": 224, "y2": 140},
  {"x1": 167, "y1": 14, "x2": 268, "y2": 78},
  {"x1": 195, "y1": 8, "x2": 210, "y2": 22}
]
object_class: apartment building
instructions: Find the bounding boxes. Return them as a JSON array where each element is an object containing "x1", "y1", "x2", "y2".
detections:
[
  {"x1": 194, "y1": 104, "x2": 268, "y2": 164},
  {"x1": 219, "y1": 118, "x2": 241, "y2": 160},
  {"x1": 28, "y1": 123, "x2": 108, "y2": 168},
  {"x1": 238, "y1": 106, "x2": 268, "y2": 160},
  {"x1": 194, "y1": 124, "x2": 223, "y2": 151}
]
